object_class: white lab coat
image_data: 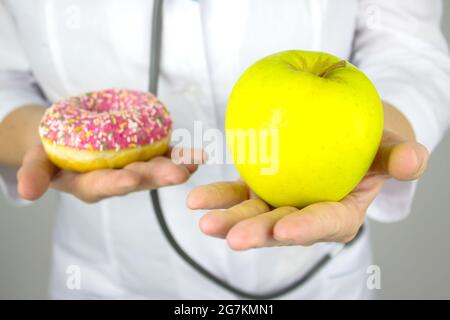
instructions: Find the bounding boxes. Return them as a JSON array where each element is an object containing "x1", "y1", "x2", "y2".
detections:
[{"x1": 1, "y1": 0, "x2": 449, "y2": 299}]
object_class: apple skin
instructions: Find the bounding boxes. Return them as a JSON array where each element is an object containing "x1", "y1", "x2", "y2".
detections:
[{"x1": 225, "y1": 50, "x2": 384, "y2": 208}]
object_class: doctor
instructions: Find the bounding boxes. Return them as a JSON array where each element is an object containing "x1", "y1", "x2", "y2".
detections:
[{"x1": 0, "y1": 0, "x2": 449, "y2": 299}]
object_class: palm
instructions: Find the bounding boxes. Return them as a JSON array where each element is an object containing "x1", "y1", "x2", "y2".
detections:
[
  {"x1": 18, "y1": 144, "x2": 200, "y2": 202},
  {"x1": 187, "y1": 130, "x2": 429, "y2": 250}
]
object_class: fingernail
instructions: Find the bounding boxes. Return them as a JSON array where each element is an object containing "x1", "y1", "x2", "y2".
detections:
[{"x1": 414, "y1": 148, "x2": 425, "y2": 176}]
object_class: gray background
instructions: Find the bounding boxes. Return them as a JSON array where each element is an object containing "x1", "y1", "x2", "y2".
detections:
[{"x1": 1, "y1": 4, "x2": 450, "y2": 300}]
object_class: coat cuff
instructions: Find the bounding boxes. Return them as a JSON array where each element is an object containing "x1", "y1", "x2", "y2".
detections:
[
  {"x1": 367, "y1": 179, "x2": 417, "y2": 223},
  {"x1": 369, "y1": 77, "x2": 442, "y2": 154},
  {"x1": 0, "y1": 71, "x2": 48, "y2": 122},
  {"x1": 0, "y1": 165, "x2": 31, "y2": 206}
]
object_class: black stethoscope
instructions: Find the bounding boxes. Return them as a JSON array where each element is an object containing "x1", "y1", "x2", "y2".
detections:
[{"x1": 148, "y1": 0, "x2": 364, "y2": 299}]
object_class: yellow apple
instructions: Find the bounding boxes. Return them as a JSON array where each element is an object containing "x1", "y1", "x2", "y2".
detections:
[{"x1": 225, "y1": 50, "x2": 383, "y2": 208}]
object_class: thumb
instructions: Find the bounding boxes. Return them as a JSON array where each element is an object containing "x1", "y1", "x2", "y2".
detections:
[
  {"x1": 371, "y1": 131, "x2": 429, "y2": 181},
  {"x1": 17, "y1": 144, "x2": 58, "y2": 200}
]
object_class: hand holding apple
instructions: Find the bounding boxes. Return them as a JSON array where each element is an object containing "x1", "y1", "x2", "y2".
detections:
[
  {"x1": 187, "y1": 49, "x2": 429, "y2": 249},
  {"x1": 187, "y1": 127, "x2": 429, "y2": 249}
]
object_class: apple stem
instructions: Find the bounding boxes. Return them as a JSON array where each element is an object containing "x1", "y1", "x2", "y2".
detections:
[{"x1": 318, "y1": 60, "x2": 347, "y2": 78}]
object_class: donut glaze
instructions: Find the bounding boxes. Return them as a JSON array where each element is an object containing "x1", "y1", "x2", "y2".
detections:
[{"x1": 39, "y1": 89, "x2": 172, "y2": 172}]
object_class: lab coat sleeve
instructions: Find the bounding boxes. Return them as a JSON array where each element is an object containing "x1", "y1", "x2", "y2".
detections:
[
  {"x1": 0, "y1": 2, "x2": 47, "y2": 205},
  {"x1": 351, "y1": 0, "x2": 450, "y2": 222}
]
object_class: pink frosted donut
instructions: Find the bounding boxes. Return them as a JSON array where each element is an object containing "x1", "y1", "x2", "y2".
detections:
[{"x1": 39, "y1": 88, "x2": 172, "y2": 172}]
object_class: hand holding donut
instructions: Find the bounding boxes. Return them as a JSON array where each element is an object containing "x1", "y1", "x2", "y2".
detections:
[
  {"x1": 17, "y1": 89, "x2": 202, "y2": 203},
  {"x1": 18, "y1": 143, "x2": 201, "y2": 203}
]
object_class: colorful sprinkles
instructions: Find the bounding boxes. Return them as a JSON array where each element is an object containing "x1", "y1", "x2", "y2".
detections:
[{"x1": 39, "y1": 89, "x2": 172, "y2": 151}]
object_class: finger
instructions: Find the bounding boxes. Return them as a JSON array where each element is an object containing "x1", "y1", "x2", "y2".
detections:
[
  {"x1": 169, "y1": 147, "x2": 207, "y2": 173},
  {"x1": 371, "y1": 131, "x2": 429, "y2": 181},
  {"x1": 199, "y1": 199, "x2": 270, "y2": 238},
  {"x1": 387, "y1": 142, "x2": 429, "y2": 180},
  {"x1": 54, "y1": 154, "x2": 195, "y2": 203},
  {"x1": 51, "y1": 169, "x2": 141, "y2": 203},
  {"x1": 274, "y1": 176, "x2": 384, "y2": 245},
  {"x1": 17, "y1": 144, "x2": 58, "y2": 201},
  {"x1": 187, "y1": 181, "x2": 249, "y2": 210},
  {"x1": 226, "y1": 206, "x2": 298, "y2": 251},
  {"x1": 125, "y1": 156, "x2": 192, "y2": 189}
]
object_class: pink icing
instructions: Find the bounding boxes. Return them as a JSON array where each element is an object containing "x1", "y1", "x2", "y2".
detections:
[{"x1": 39, "y1": 89, "x2": 172, "y2": 151}]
